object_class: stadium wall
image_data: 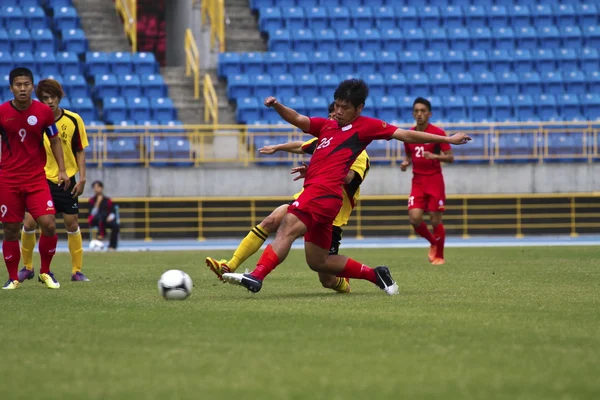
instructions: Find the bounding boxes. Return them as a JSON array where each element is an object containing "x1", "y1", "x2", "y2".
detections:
[{"x1": 84, "y1": 164, "x2": 600, "y2": 198}]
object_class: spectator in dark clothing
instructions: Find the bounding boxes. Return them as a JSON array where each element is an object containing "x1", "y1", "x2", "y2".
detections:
[{"x1": 88, "y1": 181, "x2": 120, "y2": 250}]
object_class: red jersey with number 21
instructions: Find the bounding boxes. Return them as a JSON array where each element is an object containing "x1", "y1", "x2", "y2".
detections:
[
  {"x1": 305, "y1": 116, "x2": 397, "y2": 197},
  {"x1": 0, "y1": 100, "x2": 58, "y2": 182},
  {"x1": 404, "y1": 124, "x2": 450, "y2": 175}
]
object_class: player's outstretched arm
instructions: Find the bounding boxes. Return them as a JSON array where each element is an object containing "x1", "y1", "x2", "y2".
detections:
[
  {"x1": 264, "y1": 97, "x2": 310, "y2": 132},
  {"x1": 392, "y1": 129, "x2": 471, "y2": 145},
  {"x1": 259, "y1": 141, "x2": 305, "y2": 155},
  {"x1": 49, "y1": 136, "x2": 71, "y2": 190}
]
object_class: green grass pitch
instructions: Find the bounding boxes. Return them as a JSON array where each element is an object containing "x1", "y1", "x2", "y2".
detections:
[{"x1": 1, "y1": 246, "x2": 599, "y2": 400}]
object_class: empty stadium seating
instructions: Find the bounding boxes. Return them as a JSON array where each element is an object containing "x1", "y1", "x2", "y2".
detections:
[{"x1": 222, "y1": 2, "x2": 600, "y2": 128}]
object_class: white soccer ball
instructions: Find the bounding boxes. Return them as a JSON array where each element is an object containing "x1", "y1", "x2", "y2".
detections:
[
  {"x1": 158, "y1": 270, "x2": 193, "y2": 300},
  {"x1": 89, "y1": 239, "x2": 105, "y2": 252}
]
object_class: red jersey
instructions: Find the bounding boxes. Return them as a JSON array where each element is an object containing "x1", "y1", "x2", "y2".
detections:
[
  {"x1": 305, "y1": 116, "x2": 396, "y2": 196},
  {"x1": 404, "y1": 124, "x2": 450, "y2": 176},
  {"x1": 0, "y1": 100, "x2": 58, "y2": 182}
]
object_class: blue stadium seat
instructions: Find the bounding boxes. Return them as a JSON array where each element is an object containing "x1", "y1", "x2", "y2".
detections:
[
  {"x1": 470, "y1": 27, "x2": 493, "y2": 51},
  {"x1": 420, "y1": 5, "x2": 441, "y2": 27},
  {"x1": 509, "y1": 5, "x2": 531, "y2": 29},
  {"x1": 56, "y1": 50, "x2": 80, "y2": 75},
  {"x1": 268, "y1": 29, "x2": 290, "y2": 52},
  {"x1": 94, "y1": 74, "x2": 118, "y2": 98},
  {"x1": 584, "y1": 25, "x2": 600, "y2": 48},
  {"x1": 61, "y1": 28, "x2": 87, "y2": 54},
  {"x1": 427, "y1": 27, "x2": 447, "y2": 51},
  {"x1": 554, "y1": 4, "x2": 576, "y2": 26},
  {"x1": 367, "y1": 139, "x2": 392, "y2": 165},
  {"x1": 227, "y1": 74, "x2": 250, "y2": 99},
  {"x1": 397, "y1": 6, "x2": 418, "y2": 30},
  {"x1": 519, "y1": 71, "x2": 542, "y2": 95},
  {"x1": 46, "y1": 0, "x2": 73, "y2": 7},
  {"x1": 545, "y1": 130, "x2": 586, "y2": 161},
  {"x1": 497, "y1": 71, "x2": 519, "y2": 95},
  {"x1": 71, "y1": 97, "x2": 95, "y2": 121},
  {"x1": 444, "y1": 50, "x2": 465, "y2": 75},
  {"x1": 148, "y1": 135, "x2": 171, "y2": 166},
  {"x1": 490, "y1": 95, "x2": 512, "y2": 121},
  {"x1": 442, "y1": 5, "x2": 463, "y2": 29},
  {"x1": 218, "y1": 52, "x2": 240, "y2": 77},
  {"x1": 515, "y1": 26, "x2": 537, "y2": 50},
  {"x1": 105, "y1": 136, "x2": 141, "y2": 166},
  {"x1": 33, "y1": 51, "x2": 59, "y2": 76},
  {"x1": 285, "y1": 96, "x2": 307, "y2": 115},
  {"x1": 578, "y1": 4, "x2": 598, "y2": 29},
  {"x1": 364, "y1": 73, "x2": 385, "y2": 98},
  {"x1": 513, "y1": 94, "x2": 536, "y2": 121},
  {"x1": 374, "y1": 6, "x2": 396, "y2": 30},
  {"x1": 588, "y1": 70, "x2": 600, "y2": 93},
  {"x1": 564, "y1": 70, "x2": 586, "y2": 93},
  {"x1": 465, "y1": 5, "x2": 486, "y2": 28},
  {"x1": 259, "y1": 7, "x2": 282, "y2": 32},
  {"x1": 489, "y1": 49, "x2": 511, "y2": 74},
  {"x1": 306, "y1": 96, "x2": 328, "y2": 116},
  {"x1": 401, "y1": 50, "x2": 420, "y2": 75},
  {"x1": 559, "y1": 94, "x2": 581, "y2": 120},
  {"x1": 582, "y1": 93, "x2": 600, "y2": 120},
  {"x1": 86, "y1": 51, "x2": 109, "y2": 75},
  {"x1": 141, "y1": 73, "x2": 166, "y2": 97},
  {"x1": 168, "y1": 136, "x2": 193, "y2": 166},
  {"x1": 422, "y1": 49, "x2": 443, "y2": 76},
  {"x1": 127, "y1": 97, "x2": 151, "y2": 121},
  {"x1": 375, "y1": 96, "x2": 398, "y2": 122},
  {"x1": 285, "y1": 6, "x2": 305, "y2": 30},
  {"x1": 252, "y1": 74, "x2": 272, "y2": 98},
  {"x1": 488, "y1": 5, "x2": 509, "y2": 28},
  {"x1": 0, "y1": 29, "x2": 9, "y2": 53},
  {"x1": 32, "y1": 28, "x2": 55, "y2": 52},
  {"x1": 445, "y1": 95, "x2": 466, "y2": 122},
  {"x1": 466, "y1": 49, "x2": 488, "y2": 75},
  {"x1": 103, "y1": 97, "x2": 127, "y2": 122},
  {"x1": 330, "y1": 6, "x2": 351, "y2": 30},
  {"x1": 239, "y1": 52, "x2": 261, "y2": 75},
  {"x1": 24, "y1": 6, "x2": 46, "y2": 30},
  {"x1": 382, "y1": 28, "x2": 403, "y2": 50},
  {"x1": 286, "y1": 51, "x2": 309, "y2": 75},
  {"x1": 336, "y1": 28, "x2": 358, "y2": 52},
  {"x1": 294, "y1": 28, "x2": 316, "y2": 52},
  {"x1": 296, "y1": 74, "x2": 318, "y2": 97},
  {"x1": 555, "y1": 48, "x2": 578, "y2": 72},
  {"x1": 307, "y1": 6, "x2": 328, "y2": 31},
  {"x1": 12, "y1": 50, "x2": 34, "y2": 66},
  {"x1": 475, "y1": 71, "x2": 496, "y2": 96},
  {"x1": 408, "y1": 73, "x2": 429, "y2": 96},
  {"x1": 132, "y1": 52, "x2": 157, "y2": 75},
  {"x1": 493, "y1": 27, "x2": 515, "y2": 50},
  {"x1": 397, "y1": 95, "x2": 414, "y2": 118},
  {"x1": 356, "y1": 50, "x2": 376, "y2": 76},
  {"x1": 150, "y1": 97, "x2": 177, "y2": 121},
  {"x1": 469, "y1": 95, "x2": 489, "y2": 122},
  {"x1": 580, "y1": 48, "x2": 599, "y2": 74},
  {"x1": 532, "y1": 4, "x2": 553, "y2": 28},
  {"x1": 53, "y1": 6, "x2": 79, "y2": 30},
  {"x1": 430, "y1": 72, "x2": 452, "y2": 96},
  {"x1": 539, "y1": 26, "x2": 560, "y2": 49},
  {"x1": 454, "y1": 72, "x2": 475, "y2": 97},
  {"x1": 533, "y1": 48, "x2": 556, "y2": 74},
  {"x1": 120, "y1": 74, "x2": 142, "y2": 97},
  {"x1": 310, "y1": 50, "x2": 330, "y2": 74},
  {"x1": 263, "y1": 51, "x2": 286, "y2": 75},
  {"x1": 1, "y1": 6, "x2": 25, "y2": 30},
  {"x1": 561, "y1": 26, "x2": 583, "y2": 48},
  {"x1": 536, "y1": 94, "x2": 558, "y2": 120},
  {"x1": 385, "y1": 73, "x2": 407, "y2": 94},
  {"x1": 314, "y1": 28, "x2": 336, "y2": 52},
  {"x1": 273, "y1": 73, "x2": 295, "y2": 98},
  {"x1": 448, "y1": 27, "x2": 470, "y2": 51},
  {"x1": 317, "y1": 73, "x2": 339, "y2": 97},
  {"x1": 108, "y1": 51, "x2": 133, "y2": 75},
  {"x1": 360, "y1": 28, "x2": 381, "y2": 52},
  {"x1": 0, "y1": 51, "x2": 12, "y2": 70},
  {"x1": 331, "y1": 50, "x2": 354, "y2": 75},
  {"x1": 350, "y1": 6, "x2": 372, "y2": 30},
  {"x1": 542, "y1": 71, "x2": 564, "y2": 95},
  {"x1": 10, "y1": 28, "x2": 33, "y2": 52},
  {"x1": 496, "y1": 133, "x2": 535, "y2": 161},
  {"x1": 62, "y1": 74, "x2": 87, "y2": 97}
]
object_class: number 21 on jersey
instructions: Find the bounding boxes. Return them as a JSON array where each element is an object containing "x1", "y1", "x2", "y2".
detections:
[{"x1": 414, "y1": 146, "x2": 424, "y2": 158}]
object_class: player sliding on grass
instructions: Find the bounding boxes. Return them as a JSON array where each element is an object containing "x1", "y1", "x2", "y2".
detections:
[
  {"x1": 401, "y1": 97, "x2": 454, "y2": 265},
  {"x1": 206, "y1": 103, "x2": 370, "y2": 293},
  {"x1": 222, "y1": 79, "x2": 470, "y2": 295}
]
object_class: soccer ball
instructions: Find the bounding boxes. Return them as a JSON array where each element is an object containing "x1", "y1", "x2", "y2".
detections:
[
  {"x1": 158, "y1": 270, "x2": 193, "y2": 300},
  {"x1": 89, "y1": 239, "x2": 105, "y2": 252}
]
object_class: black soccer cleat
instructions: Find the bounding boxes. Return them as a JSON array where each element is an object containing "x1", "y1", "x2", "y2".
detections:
[
  {"x1": 373, "y1": 266, "x2": 399, "y2": 295},
  {"x1": 222, "y1": 272, "x2": 263, "y2": 293}
]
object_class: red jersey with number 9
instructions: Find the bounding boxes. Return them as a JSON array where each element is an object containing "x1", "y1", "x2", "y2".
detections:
[
  {"x1": 404, "y1": 124, "x2": 450, "y2": 175},
  {"x1": 0, "y1": 100, "x2": 58, "y2": 182}
]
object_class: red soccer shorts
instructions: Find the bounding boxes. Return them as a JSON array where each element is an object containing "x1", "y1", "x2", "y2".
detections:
[
  {"x1": 0, "y1": 177, "x2": 56, "y2": 223},
  {"x1": 408, "y1": 173, "x2": 446, "y2": 213},
  {"x1": 287, "y1": 186, "x2": 343, "y2": 250}
]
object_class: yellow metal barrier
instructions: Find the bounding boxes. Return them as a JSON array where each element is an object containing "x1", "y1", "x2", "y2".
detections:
[
  {"x1": 184, "y1": 29, "x2": 201, "y2": 99},
  {"x1": 84, "y1": 122, "x2": 600, "y2": 166},
  {"x1": 115, "y1": 0, "x2": 137, "y2": 52},
  {"x1": 30, "y1": 194, "x2": 599, "y2": 242},
  {"x1": 201, "y1": 0, "x2": 226, "y2": 52},
  {"x1": 204, "y1": 74, "x2": 219, "y2": 123}
]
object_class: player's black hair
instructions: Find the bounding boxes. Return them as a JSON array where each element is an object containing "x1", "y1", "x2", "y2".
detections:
[
  {"x1": 333, "y1": 79, "x2": 369, "y2": 109},
  {"x1": 413, "y1": 97, "x2": 432, "y2": 112},
  {"x1": 9, "y1": 67, "x2": 34, "y2": 86},
  {"x1": 92, "y1": 180, "x2": 104, "y2": 188},
  {"x1": 328, "y1": 102, "x2": 335, "y2": 114}
]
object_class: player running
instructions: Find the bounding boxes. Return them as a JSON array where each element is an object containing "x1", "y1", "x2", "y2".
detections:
[
  {"x1": 222, "y1": 79, "x2": 470, "y2": 295},
  {"x1": 206, "y1": 105, "x2": 370, "y2": 294},
  {"x1": 19, "y1": 79, "x2": 90, "y2": 283},
  {"x1": 1, "y1": 68, "x2": 70, "y2": 290},
  {"x1": 401, "y1": 98, "x2": 453, "y2": 265}
]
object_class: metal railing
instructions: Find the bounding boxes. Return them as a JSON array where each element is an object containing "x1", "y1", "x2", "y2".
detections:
[
  {"x1": 19, "y1": 194, "x2": 598, "y2": 242},
  {"x1": 115, "y1": 0, "x2": 137, "y2": 52},
  {"x1": 84, "y1": 122, "x2": 600, "y2": 167},
  {"x1": 200, "y1": 0, "x2": 226, "y2": 52},
  {"x1": 184, "y1": 28, "x2": 201, "y2": 99},
  {"x1": 203, "y1": 74, "x2": 219, "y2": 123}
]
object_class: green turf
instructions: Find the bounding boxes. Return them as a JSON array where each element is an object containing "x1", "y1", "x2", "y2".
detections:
[{"x1": 1, "y1": 246, "x2": 599, "y2": 400}]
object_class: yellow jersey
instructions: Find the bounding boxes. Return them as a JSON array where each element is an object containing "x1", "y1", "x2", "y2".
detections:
[
  {"x1": 43, "y1": 109, "x2": 89, "y2": 183},
  {"x1": 293, "y1": 138, "x2": 370, "y2": 227}
]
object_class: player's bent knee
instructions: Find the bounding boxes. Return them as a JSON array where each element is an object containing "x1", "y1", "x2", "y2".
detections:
[
  {"x1": 318, "y1": 273, "x2": 337, "y2": 288},
  {"x1": 3, "y1": 223, "x2": 21, "y2": 241}
]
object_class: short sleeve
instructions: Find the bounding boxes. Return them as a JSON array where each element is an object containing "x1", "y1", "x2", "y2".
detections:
[
  {"x1": 306, "y1": 117, "x2": 328, "y2": 137},
  {"x1": 42, "y1": 105, "x2": 58, "y2": 138},
  {"x1": 358, "y1": 118, "x2": 397, "y2": 141},
  {"x1": 74, "y1": 113, "x2": 89, "y2": 149},
  {"x1": 301, "y1": 137, "x2": 318, "y2": 154},
  {"x1": 350, "y1": 151, "x2": 369, "y2": 180}
]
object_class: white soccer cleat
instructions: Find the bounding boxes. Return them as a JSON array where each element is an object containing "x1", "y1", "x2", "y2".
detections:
[{"x1": 222, "y1": 271, "x2": 263, "y2": 293}]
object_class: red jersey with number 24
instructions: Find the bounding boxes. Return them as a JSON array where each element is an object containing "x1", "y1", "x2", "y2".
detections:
[
  {"x1": 0, "y1": 100, "x2": 58, "y2": 182},
  {"x1": 404, "y1": 124, "x2": 450, "y2": 176},
  {"x1": 305, "y1": 116, "x2": 397, "y2": 196}
]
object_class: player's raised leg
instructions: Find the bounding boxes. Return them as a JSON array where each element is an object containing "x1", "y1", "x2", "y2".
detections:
[
  {"x1": 64, "y1": 213, "x2": 88, "y2": 281},
  {"x1": 430, "y1": 212, "x2": 445, "y2": 265},
  {"x1": 206, "y1": 204, "x2": 287, "y2": 280},
  {"x1": 19, "y1": 212, "x2": 37, "y2": 282},
  {"x1": 222, "y1": 212, "x2": 306, "y2": 292}
]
